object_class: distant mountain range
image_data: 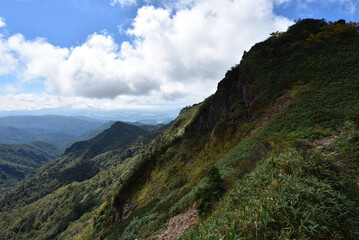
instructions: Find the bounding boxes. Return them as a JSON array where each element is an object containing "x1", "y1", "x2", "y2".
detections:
[
  {"x1": 0, "y1": 108, "x2": 180, "y2": 125},
  {"x1": 0, "y1": 115, "x2": 108, "y2": 148}
]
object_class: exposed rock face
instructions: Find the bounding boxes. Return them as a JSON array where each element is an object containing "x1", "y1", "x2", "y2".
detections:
[
  {"x1": 185, "y1": 65, "x2": 253, "y2": 137},
  {"x1": 115, "y1": 199, "x2": 136, "y2": 223},
  {"x1": 241, "y1": 80, "x2": 254, "y2": 121}
]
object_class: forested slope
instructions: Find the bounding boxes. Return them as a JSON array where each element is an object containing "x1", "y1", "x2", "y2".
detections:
[{"x1": 0, "y1": 141, "x2": 60, "y2": 194}]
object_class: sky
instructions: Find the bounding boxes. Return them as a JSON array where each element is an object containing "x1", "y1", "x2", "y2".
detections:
[{"x1": 0, "y1": 0, "x2": 358, "y2": 120}]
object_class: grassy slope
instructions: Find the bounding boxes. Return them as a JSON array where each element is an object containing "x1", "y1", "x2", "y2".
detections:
[
  {"x1": 182, "y1": 20, "x2": 359, "y2": 239},
  {"x1": 183, "y1": 135, "x2": 359, "y2": 239}
]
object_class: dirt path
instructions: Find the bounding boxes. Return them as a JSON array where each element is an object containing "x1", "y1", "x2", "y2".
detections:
[
  {"x1": 248, "y1": 90, "x2": 292, "y2": 137},
  {"x1": 310, "y1": 135, "x2": 359, "y2": 187},
  {"x1": 310, "y1": 135, "x2": 337, "y2": 149},
  {"x1": 146, "y1": 207, "x2": 198, "y2": 240}
]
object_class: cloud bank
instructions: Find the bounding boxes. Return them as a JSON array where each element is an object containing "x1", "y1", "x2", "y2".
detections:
[
  {"x1": 0, "y1": 0, "x2": 293, "y2": 108},
  {"x1": 0, "y1": 93, "x2": 153, "y2": 111}
]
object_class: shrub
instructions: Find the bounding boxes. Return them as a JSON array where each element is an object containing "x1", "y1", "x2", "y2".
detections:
[{"x1": 193, "y1": 166, "x2": 224, "y2": 217}]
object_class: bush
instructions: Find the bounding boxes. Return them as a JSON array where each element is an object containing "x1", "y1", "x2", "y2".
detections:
[{"x1": 193, "y1": 166, "x2": 224, "y2": 217}]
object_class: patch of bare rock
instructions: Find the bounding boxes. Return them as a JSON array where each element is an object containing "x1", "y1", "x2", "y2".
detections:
[
  {"x1": 145, "y1": 207, "x2": 198, "y2": 240},
  {"x1": 310, "y1": 135, "x2": 337, "y2": 149}
]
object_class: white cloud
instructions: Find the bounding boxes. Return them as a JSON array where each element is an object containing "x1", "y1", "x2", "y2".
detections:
[
  {"x1": 111, "y1": 0, "x2": 137, "y2": 7},
  {"x1": 0, "y1": 0, "x2": 293, "y2": 106},
  {"x1": 6, "y1": 34, "x2": 70, "y2": 83},
  {"x1": 0, "y1": 93, "x2": 158, "y2": 111},
  {"x1": 0, "y1": 18, "x2": 17, "y2": 75},
  {"x1": 0, "y1": 42, "x2": 18, "y2": 75},
  {"x1": 0, "y1": 17, "x2": 5, "y2": 28}
]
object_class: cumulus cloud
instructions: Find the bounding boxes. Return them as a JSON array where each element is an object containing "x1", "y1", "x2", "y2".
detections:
[
  {"x1": 0, "y1": 18, "x2": 18, "y2": 75},
  {"x1": 0, "y1": 0, "x2": 293, "y2": 104},
  {"x1": 7, "y1": 34, "x2": 70, "y2": 83}
]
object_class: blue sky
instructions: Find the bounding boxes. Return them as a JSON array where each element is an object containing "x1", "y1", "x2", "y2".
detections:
[
  {"x1": 0, "y1": 0, "x2": 358, "y2": 119},
  {"x1": 0, "y1": 0, "x2": 138, "y2": 47}
]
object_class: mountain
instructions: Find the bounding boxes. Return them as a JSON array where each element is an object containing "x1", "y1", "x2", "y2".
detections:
[
  {"x1": 0, "y1": 141, "x2": 61, "y2": 194},
  {"x1": 0, "y1": 115, "x2": 106, "y2": 148},
  {"x1": 0, "y1": 19, "x2": 359, "y2": 240},
  {"x1": 0, "y1": 121, "x2": 154, "y2": 212},
  {"x1": 63, "y1": 121, "x2": 148, "y2": 160},
  {"x1": 75, "y1": 121, "x2": 116, "y2": 142}
]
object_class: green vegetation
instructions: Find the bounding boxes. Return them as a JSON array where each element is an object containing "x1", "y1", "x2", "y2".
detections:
[
  {"x1": 0, "y1": 141, "x2": 60, "y2": 194},
  {"x1": 0, "y1": 121, "x2": 152, "y2": 211},
  {"x1": 183, "y1": 141, "x2": 359, "y2": 239},
  {"x1": 193, "y1": 166, "x2": 224, "y2": 217},
  {"x1": 0, "y1": 156, "x2": 138, "y2": 240},
  {"x1": 1, "y1": 19, "x2": 359, "y2": 240}
]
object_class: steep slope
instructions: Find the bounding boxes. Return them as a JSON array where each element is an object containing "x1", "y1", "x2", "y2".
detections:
[
  {"x1": 0, "y1": 141, "x2": 60, "y2": 194},
  {"x1": 0, "y1": 121, "x2": 150, "y2": 211},
  {"x1": 183, "y1": 136, "x2": 359, "y2": 239}
]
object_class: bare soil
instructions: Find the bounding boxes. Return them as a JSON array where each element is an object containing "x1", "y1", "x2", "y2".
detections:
[
  {"x1": 310, "y1": 135, "x2": 337, "y2": 149},
  {"x1": 248, "y1": 90, "x2": 292, "y2": 137},
  {"x1": 146, "y1": 207, "x2": 198, "y2": 240}
]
